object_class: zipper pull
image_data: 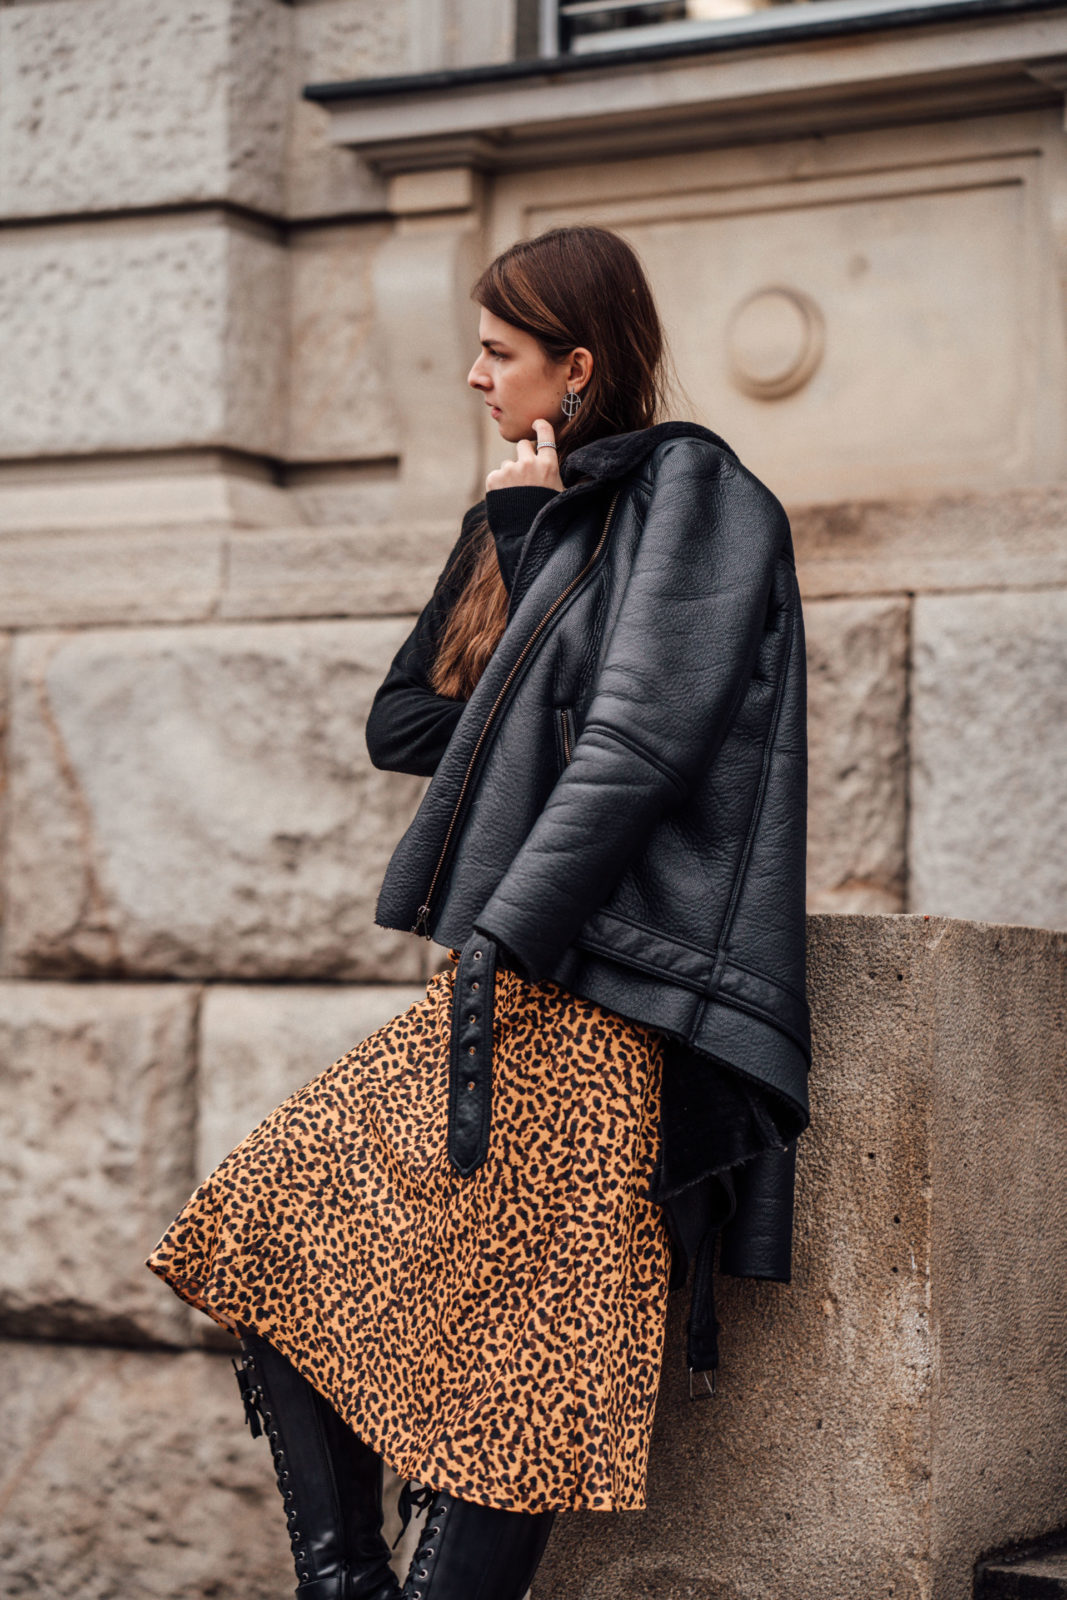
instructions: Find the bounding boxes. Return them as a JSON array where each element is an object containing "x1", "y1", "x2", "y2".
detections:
[{"x1": 413, "y1": 904, "x2": 431, "y2": 939}]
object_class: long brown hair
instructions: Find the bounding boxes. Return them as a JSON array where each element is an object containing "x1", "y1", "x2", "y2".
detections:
[{"x1": 431, "y1": 226, "x2": 668, "y2": 699}]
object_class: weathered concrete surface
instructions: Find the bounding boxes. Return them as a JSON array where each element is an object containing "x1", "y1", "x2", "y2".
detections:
[
  {"x1": 0, "y1": 1341, "x2": 294, "y2": 1599},
  {"x1": 2, "y1": 620, "x2": 427, "y2": 982},
  {"x1": 0, "y1": 1338, "x2": 426, "y2": 1599},
  {"x1": 927, "y1": 918, "x2": 1067, "y2": 1598},
  {"x1": 287, "y1": 223, "x2": 399, "y2": 463},
  {"x1": 287, "y1": 0, "x2": 404, "y2": 219},
  {"x1": 0, "y1": 633, "x2": 9, "y2": 933},
  {"x1": 910, "y1": 590, "x2": 1067, "y2": 931},
  {"x1": 0, "y1": 982, "x2": 198, "y2": 1344},
  {"x1": 0, "y1": 0, "x2": 288, "y2": 218},
  {"x1": 0, "y1": 452, "x2": 291, "y2": 537},
  {"x1": 286, "y1": 0, "x2": 515, "y2": 219},
  {"x1": 805, "y1": 597, "x2": 908, "y2": 913},
  {"x1": 0, "y1": 527, "x2": 223, "y2": 628},
  {"x1": 792, "y1": 485, "x2": 1067, "y2": 597},
  {"x1": 222, "y1": 521, "x2": 456, "y2": 619},
  {"x1": 0, "y1": 217, "x2": 285, "y2": 458},
  {"x1": 535, "y1": 914, "x2": 1067, "y2": 1600},
  {"x1": 198, "y1": 982, "x2": 425, "y2": 1173}
]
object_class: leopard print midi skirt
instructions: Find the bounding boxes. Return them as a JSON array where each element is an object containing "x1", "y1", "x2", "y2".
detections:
[{"x1": 146, "y1": 949, "x2": 672, "y2": 1514}]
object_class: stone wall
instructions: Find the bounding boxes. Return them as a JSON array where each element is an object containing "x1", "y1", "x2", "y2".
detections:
[
  {"x1": 1, "y1": 3, "x2": 1066, "y2": 1596},
  {"x1": 2, "y1": 916, "x2": 1064, "y2": 1599}
]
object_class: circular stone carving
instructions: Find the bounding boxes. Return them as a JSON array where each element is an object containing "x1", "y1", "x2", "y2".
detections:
[{"x1": 726, "y1": 286, "x2": 825, "y2": 400}]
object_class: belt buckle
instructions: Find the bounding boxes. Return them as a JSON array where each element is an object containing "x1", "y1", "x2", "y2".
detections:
[{"x1": 688, "y1": 1366, "x2": 716, "y2": 1400}]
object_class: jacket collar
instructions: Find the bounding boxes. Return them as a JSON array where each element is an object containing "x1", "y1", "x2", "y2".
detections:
[{"x1": 560, "y1": 419, "x2": 738, "y2": 488}]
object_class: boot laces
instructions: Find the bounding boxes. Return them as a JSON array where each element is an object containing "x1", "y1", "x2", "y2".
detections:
[
  {"x1": 398, "y1": 1485, "x2": 449, "y2": 1598},
  {"x1": 234, "y1": 1350, "x2": 311, "y2": 1583}
]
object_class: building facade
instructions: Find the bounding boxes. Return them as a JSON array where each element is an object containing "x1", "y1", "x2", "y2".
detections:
[{"x1": 0, "y1": 3, "x2": 1065, "y2": 1596}]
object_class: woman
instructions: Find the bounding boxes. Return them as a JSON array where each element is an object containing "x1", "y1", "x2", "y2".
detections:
[{"x1": 147, "y1": 225, "x2": 810, "y2": 1600}]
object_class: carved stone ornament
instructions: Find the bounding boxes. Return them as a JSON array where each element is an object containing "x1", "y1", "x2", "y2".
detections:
[{"x1": 726, "y1": 285, "x2": 825, "y2": 401}]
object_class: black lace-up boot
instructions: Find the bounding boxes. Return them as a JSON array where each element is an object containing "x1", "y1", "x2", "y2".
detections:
[
  {"x1": 234, "y1": 1331, "x2": 401, "y2": 1600},
  {"x1": 399, "y1": 1486, "x2": 555, "y2": 1600}
]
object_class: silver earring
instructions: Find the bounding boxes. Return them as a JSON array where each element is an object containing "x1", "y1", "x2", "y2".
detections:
[{"x1": 561, "y1": 387, "x2": 582, "y2": 419}]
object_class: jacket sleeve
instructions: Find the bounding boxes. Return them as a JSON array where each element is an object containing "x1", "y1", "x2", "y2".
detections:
[
  {"x1": 473, "y1": 439, "x2": 786, "y2": 980},
  {"x1": 718, "y1": 1142, "x2": 797, "y2": 1281}
]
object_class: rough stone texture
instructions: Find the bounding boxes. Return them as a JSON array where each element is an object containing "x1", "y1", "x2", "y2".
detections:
[
  {"x1": 0, "y1": 454, "x2": 292, "y2": 536},
  {"x1": 2, "y1": 620, "x2": 427, "y2": 982},
  {"x1": 0, "y1": 1338, "x2": 425, "y2": 1599},
  {"x1": 535, "y1": 914, "x2": 1067, "y2": 1600},
  {"x1": 0, "y1": 217, "x2": 286, "y2": 458},
  {"x1": 0, "y1": 527, "x2": 223, "y2": 627},
  {"x1": 287, "y1": 223, "x2": 399, "y2": 462},
  {"x1": 373, "y1": 212, "x2": 488, "y2": 520},
  {"x1": 927, "y1": 919, "x2": 1067, "y2": 1600},
  {"x1": 0, "y1": 1341, "x2": 295, "y2": 1598},
  {"x1": 791, "y1": 485, "x2": 1067, "y2": 598},
  {"x1": 0, "y1": 981, "x2": 198, "y2": 1344},
  {"x1": 222, "y1": 521, "x2": 456, "y2": 618},
  {"x1": 910, "y1": 589, "x2": 1067, "y2": 930},
  {"x1": 0, "y1": 514, "x2": 457, "y2": 631},
  {"x1": 0, "y1": 634, "x2": 9, "y2": 935},
  {"x1": 287, "y1": 0, "x2": 410, "y2": 220},
  {"x1": 197, "y1": 981, "x2": 425, "y2": 1173},
  {"x1": 0, "y1": 0, "x2": 288, "y2": 218},
  {"x1": 805, "y1": 598, "x2": 909, "y2": 913}
]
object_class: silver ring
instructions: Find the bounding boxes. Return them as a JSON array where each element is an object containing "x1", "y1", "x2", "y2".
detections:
[{"x1": 535, "y1": 441, "x2": 558, "y2": 451}]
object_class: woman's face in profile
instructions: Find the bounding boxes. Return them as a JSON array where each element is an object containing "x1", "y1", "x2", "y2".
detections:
[{"x1": 467, "y1": 307, "x2": 572, "y2": 443}]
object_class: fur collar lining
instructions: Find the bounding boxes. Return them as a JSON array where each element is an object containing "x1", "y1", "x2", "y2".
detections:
[{"x1": 560, "y1": 419, "x2": 738, "y2": 488}]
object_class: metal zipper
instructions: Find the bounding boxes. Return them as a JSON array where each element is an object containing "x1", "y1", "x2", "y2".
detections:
[
  {"x1": 560, "y1": 707, "x2": 573, "y2": 765},
  {"x1": 413, "y1": 487, "x2": 622, "y2": 938}
]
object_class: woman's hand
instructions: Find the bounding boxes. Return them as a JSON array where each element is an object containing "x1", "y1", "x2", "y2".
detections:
[{"x1": 485, "y1": 418, "x2": 564, "y2": 494}]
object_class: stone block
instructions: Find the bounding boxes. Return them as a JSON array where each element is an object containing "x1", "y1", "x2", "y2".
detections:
[
  {"x1": 910, "y1": 589, "x2": 1067, "y2": 930},
  {"x1": 0, "y1": 453, "x2": 292, "y2": 537},
  {"x1": 0, "y1": 981, "x2": 198, "y2": 1343},
  {"x1": 0, "y1": 1340, "x2": 294, "y2": 1598},
  {"x1": 0, "y1": 633, "x2": 9, "y2": 932},
  {"x1": 3, "y1": 619, "x2": 427, "y2": 982},
  {"x1": 287, "y1": 0, "x2": 407, "y2": 220},
  {"x1": 198, "y1": 982, "x2": 426, "y2": 1173},
  {"x1": 221, "y1": 521, "x2": 456, "y2": 619},
  {"x1": 536, "y1": 914, "x2": 1067, "y2": 1600},
  {"x1": 0, "y1": 527, "x2": 223, "y2": 627},
  {"x1": 792, "y1": 484, "x2": 1067, "y2": 598},
  {"x1": 0, "y1": 0, "x2": 288, "y2": 218},
  {"x1": 0, "y1": 217, "x2": 285, "y2": 458},
  {"x1": 805, "y1": 598, "x2": 909, "y2": 913},
  {"x1": 287, "y1": 223, "x2": 399, "y2": 462},
  {"x1": 0, "y1": 1338, "x2": 422, "y2": 1598}
]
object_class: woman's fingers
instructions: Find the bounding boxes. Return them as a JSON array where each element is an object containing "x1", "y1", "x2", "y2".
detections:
[
  {"x1": 484, "y1": 421, "x2": 564, "y2": 494},
  {"x1": 532, "y1": 418, "x2": 557, "y2": 454},
  {"x1": 531, "y1": 419, "x2": 564, "y2": 490}
]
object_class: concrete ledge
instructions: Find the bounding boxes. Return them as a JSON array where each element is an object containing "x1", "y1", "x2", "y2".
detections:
[
  {"x1": 307, "y1": 11, "x2": 1067, "y2": 172},
  {"x1": 536, "y1": 913, "x2": 1067, "y2": 1600}
]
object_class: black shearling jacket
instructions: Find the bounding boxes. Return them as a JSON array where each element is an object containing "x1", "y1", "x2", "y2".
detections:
[{"x1": 367, "y1": 421, "x2": 810, "y2": 1376}]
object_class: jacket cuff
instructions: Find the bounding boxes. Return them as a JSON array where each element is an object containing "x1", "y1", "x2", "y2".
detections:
[
  {"x1": 485, "y1": 487, "x2": 558, "y2": 590},
  {"x1": 485, "y1": 485, "x2": 558, "y2": 543}
]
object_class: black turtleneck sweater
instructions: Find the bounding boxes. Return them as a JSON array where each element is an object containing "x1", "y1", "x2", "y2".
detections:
[{"x1": 364, "y1": 488, "x2": 557, "y2": 777}]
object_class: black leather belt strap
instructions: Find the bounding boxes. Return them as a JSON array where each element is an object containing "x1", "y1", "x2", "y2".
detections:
[{"x1": 447, "y1": 929, "x2": 497, "y2": 1176}]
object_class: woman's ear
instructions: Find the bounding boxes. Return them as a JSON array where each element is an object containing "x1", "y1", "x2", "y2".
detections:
[{"x1": 568, "y1": 347, "x2": 594, "y2": 394}]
